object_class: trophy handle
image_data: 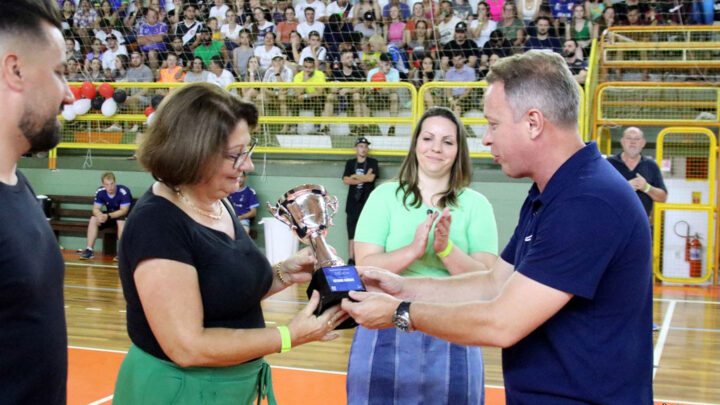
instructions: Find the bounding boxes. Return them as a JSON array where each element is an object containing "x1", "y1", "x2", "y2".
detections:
[
  {"x1": 326, "y1": 195, "x2": 339, "y2": 227},
  {"x1": 266, "y1": 202, "x2": 294, "y2": 229}
]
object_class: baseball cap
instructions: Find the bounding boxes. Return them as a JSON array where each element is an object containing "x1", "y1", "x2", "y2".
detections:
[
  {"x1": 455, "y1": 21, "x2": 467, "y2": 32},
  {"x1": 364, "y1": 10, "x2": 375, "y2": 21},
  {"x1": 106, "y1": 34, "x2": 117, "y2": 40},
  {"x1": 272, "y1": 54, "x2": 284, "y2": 60},
  {"x1": 355, "y1": 137, "x2": 371, "y2": 146}
]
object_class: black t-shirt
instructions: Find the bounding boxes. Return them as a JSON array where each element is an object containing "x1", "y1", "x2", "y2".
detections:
[
  {"x1": 0, "y1": 171, "x2": 66, "y2": 404},
  {"x1": 332, "y1": 66, "x2": 366, "y2": 82},
  {"x1": 607, "y1": 153, "x2": 667, "y2": 217},
  {"x1": 343, "y1": 157, "x2": 379, "y2": 215},
  {"x1": 442, "y1": 39, "x2": 480, "y2": 60},
  {"x1": 118, "y1": 188, "x2": 273, "y2": 362}
]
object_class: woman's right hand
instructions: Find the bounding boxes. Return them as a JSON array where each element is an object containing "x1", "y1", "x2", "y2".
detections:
[
  {"x1": 287, "y1": 291, "x2": 348, "y2": 347},
  {"x1": 410, "y1": 210, "x2": 439, "y2": 259}
]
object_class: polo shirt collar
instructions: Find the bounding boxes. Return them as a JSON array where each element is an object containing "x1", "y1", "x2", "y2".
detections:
[{"x1": 528, "y1": 141, "x2": 601, "y2": 208}]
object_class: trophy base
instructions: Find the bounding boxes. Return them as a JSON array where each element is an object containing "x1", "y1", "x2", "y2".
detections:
[{"x1": 306, "y1": 265, "x2": 366, "y2": 330}]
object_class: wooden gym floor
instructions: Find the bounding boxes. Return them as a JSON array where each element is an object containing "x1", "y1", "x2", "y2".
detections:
[{"x1": 64, "y1": 251, "x2": 720, "y2": 405}]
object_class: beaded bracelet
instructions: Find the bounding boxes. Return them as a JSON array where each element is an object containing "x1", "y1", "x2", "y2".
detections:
[{"x1": 274, "y1": 261, "x2": 292, "y2": 286}]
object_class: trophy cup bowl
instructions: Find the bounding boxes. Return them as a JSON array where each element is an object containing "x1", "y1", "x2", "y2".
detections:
[{"x1": 267, "y1": 184, "x2": 365, "y2": 329}]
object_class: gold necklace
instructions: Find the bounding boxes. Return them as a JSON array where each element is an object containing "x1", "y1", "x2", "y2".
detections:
[{"x1": 176, "y1": 188, "x2": 224, "y2": 220}]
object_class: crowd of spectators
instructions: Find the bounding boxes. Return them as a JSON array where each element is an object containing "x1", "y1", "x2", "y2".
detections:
[{"x1": 59, "y1": 0, "x2": 716, "y2": 104}]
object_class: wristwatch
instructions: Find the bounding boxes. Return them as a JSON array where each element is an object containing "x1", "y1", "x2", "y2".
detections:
[{"x1": 392, "y1": 301, "x2": 413, "y2": 332}]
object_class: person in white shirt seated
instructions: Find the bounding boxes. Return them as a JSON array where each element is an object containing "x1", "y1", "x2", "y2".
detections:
[
  {"x1": 206, "y1": 55, "x2": 235, "y2": 87},
  {"x1": 295, "y1": 0, "x2": 328, "y2": 23},
  {"x1": 297, "y1": 7, "x2": 325, "y2": 39},
  {"x1": 209, "y1": 0, "x2": 231, "y2": 24},
  {"x1": 299, "y1": 30, "x2": 327, "y2": 70}
]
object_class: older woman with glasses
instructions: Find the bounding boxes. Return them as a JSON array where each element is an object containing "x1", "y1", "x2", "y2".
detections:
[{"x1": 113, "y1": 83, "x2": 347, "y2": 405}]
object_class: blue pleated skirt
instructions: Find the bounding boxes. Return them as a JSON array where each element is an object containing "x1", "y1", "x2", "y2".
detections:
[{"x1": 347, "y1": 326, "x2": 484, "y2": 405}]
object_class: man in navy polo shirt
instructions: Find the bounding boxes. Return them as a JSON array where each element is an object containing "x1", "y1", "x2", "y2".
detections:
[
  {"x1": 227, "y1": 172, "x2": 259, "y2": 234},
  {"x1": 80, "y1": 171, "x2": 133, "y2": 260},
  {"x1": 342, "y1": 51, "x2": 653, "y2": 404}
]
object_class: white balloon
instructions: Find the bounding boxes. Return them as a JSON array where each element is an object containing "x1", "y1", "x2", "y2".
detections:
[
  {"x1": 147, "y1": 112, "x2": 155, "y2": 126},
  {"x1": 61, "y1": 105, "x2": 76, "y2": 121},
  {"x1": 101, "y1": 98, "x2": 117, "y2": 117},
  {"x1": 73, "y1": 98, "x2": 91, "y2": 115}
]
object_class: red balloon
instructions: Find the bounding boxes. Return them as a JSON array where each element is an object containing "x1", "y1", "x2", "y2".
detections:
[
  {"x1": 80, "y1": 81, "x2": 96, "y2": 99},
  {"x1": 98, "y1": 83, "x2": 114, "y2": 99},
  {"x1": 144, "y1": 106, "x2": 155, "y2": 117},
  {"x1": 70, "y1": 86, "x2": 81, "y2": 101}
]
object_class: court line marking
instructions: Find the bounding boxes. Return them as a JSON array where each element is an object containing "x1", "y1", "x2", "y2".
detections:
[
  {"x1": 670, "y1": 326, "x2": 720, "y2": 333},
  {"x1": 86, "y1": 394, "x2": 112, "y2": 405},
  {"x1": 65, "y1": 261, "x2": 118, "y2": 269},
  {"x1": 654, "y1": 298, "x2": 720, "y2": 305},
  {"x1": 654, "y1": 400, "x2": 719, "y2": 405},
  {"x1": 653, "y1": 300, "x2": 676, "y2": 380}
]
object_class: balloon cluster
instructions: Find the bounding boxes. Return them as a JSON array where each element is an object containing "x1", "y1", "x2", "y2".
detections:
[{"x1": 61, "y1": 81, "x2": 128, "y2": 121}]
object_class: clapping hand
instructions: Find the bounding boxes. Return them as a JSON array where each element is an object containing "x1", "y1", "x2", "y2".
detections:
[
  {"x1": 411, "y1": 210, "x2": 439, "y2": 259},
  {"x1": 432, "y1": 207, "x2": 452, "y2": 254}
]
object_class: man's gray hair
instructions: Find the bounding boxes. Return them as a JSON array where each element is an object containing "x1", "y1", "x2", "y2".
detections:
[{"x1": 486, "y1": 50, "x2": 580, "y2": 128}]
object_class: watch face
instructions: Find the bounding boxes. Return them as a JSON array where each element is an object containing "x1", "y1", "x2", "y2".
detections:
[{"x1": 393, "y1": 313, "x2": 410, "y2": 332}]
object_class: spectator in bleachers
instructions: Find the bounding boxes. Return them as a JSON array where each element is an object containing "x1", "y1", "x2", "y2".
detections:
[
  {"x1": 98, "y1": 1, "x2": 120, "y2": 28},
  {"x1": 294, "y1": 56, "x2": 329, "y2": 132},
  {"x1": 382, "y1": 0, "x2": 412, "y2": 20},
  {"x1": 125, "y1": 50, "x2": 154, "y2": 111},
  {"x1": 262, "y1": 54, "x2": 294, "y2": 133},
  {"x1": 87, "y1": 57, "x2": 108, "y2": 81},
  {"x1": 61, "y1": 0, "x2": 76, "y2": 32},
  {"x1": 470, "y1": 1, "x2": 498, "y2": 47},
  {"x1": 549, "y1": 0, "x2": 575, "y2": 34},
  {"x1": 585, "y1": 0, "x2": 605, "y2": 21},
  {"x1": 453, "y1": 0, "x2": 474, "y2": 20},
  {"x1": 138, "y1": 7, "x2": 168, "y2": 53},
  {"x1": 437, "y1": 0, "x2": 462, "y2": 45},
  {"x1": 486, "y1": 0, "x2": 504, "y2": 22},
  {"x1": 65, "y1": 36, "x2": 83, "y2": 61},
  {"x1": 300, "y1": 30, "x2": 328, "y2": 70},
  {"x1": 297, "y1": 7, "x2": 325, "y2": 39},
  {"x1": 175, "y1": 3, "x2": 203, "y2": 49},
  {"x1": 228, "y1": 172, "x2": 260, "y2": 234},
  {"x1": 411, "y1": 56, "x2": 444, "y2": 108},
  {"x1": 566, "y1": 4, "x2": 594, "y2": 50},
  {"x1": 277, "y1": 8, "x2": 299, "y2": 44},
  {"x1": 518, "y1": 0, "x2": 542, "y2": 24},
  {"x1": 593, "y1": 5, "x2": 616, "y2": 38},
  {"x1": 167, "y1": 35, "x2": 193, "y2": 68},
  {"x1": 366, "y1": 52, "x2": 399, "y2": 135},
  {"x1": 327, "y1": 0, "x2": 355, "y2": 21},
  {"x1": 101, "y1": 34, "x2": 128, "y2": 75},
  {"x1": 207, "y1": 55, "x2": 236, "y2": 87},
  {"x1": 254, "y1": 30, "x2": 283, "y2": 70},
  {"x1": 480, "y1": 28, "x2": 511, "y2": 62},
  {"x1": 232, "y1": 29, "x2": 254, "y2": 79},
  {"x1": 621, "y1": 5, "x2": 646, "y2": 26},
  {"x1": 194, "y1": 26, "x2": 228, "y2": 67},
  {"x1": 443, "y1": 21, "x2": 480, "y2": 68},
  {"x1": 354, "y1": 10, "x2": 383, "y2": 39},
  {"x1": 220, "y1": 9, "x2": 243, "y2": 50},
  {"x1": 525, "y1": 16, "x2": 563, "y2": 53},
  {"x1": 271, "y1": 0, "x2": 291, "y2": 23},
  {"x1": 158, "y1": 53, "x2": 186, "y2": 82},
  {"x1": 563, "y1": 39, "x2": 587, "y2": 84},
  {"x1": 352, "y1": 0, "x2": 382, "y2": 25},
  {"x1": 445, "y1": 52, "x2": 478, "y2": 117},
  {"x1": 498, "y1": 2, "x2": 526, "y2": 52},
  {"x1": 84, "y1": 38, "x2": 105, "y2": 70},
  {"x1": 242, "y1": 55, "x2": 263, "y2": 101},
  {"x1": 362, "y1": 34, "x2": 385, "y2": 69},
  {"x1": 74, "y1": 0, "x2": 100, "y2": 46},
  {"x1": 328, "y1": 49, "x2": 367, "y2": 132},
  {"x1": 285, "y1": 30, "x2": 303, "y2": 65},
  {"x1": 79, "y1": 172, "x2": 133, "y2": 260},
  {"x1": 644, "y1": 1, "x2": 665, "y2": 25},
  {"x1": 296, "y1": 0, "x2": 328, "y2": 23},
  {"x1": 209, "y1": 0, "x2": 231, "y2": 24},
  {"x1": 207, "y1": 17, "x2": 223, "y2": 42},
  {"x1": 184, "y1": 56, "x2": 210, "y2": 82},
  {"x1": 525, "y1": 3, "x2": 559, "y2": 37},
  {"x1": 110, "y1": 53, "x2": 129, "y2": 81},
  {"x1": 324, "y1": 13, "x2": 356, "y2": 58},
  {"x1": 384, "y1": 6, "x2": 407, "y2": 47},
  {"x1": 95, "y1": 18, "x2": 126, "y2": 45},
  {"x1": 65, "y1": 57, "x2": 86, "y2": 81},
  {"x1": 406, "y1": 19, "x2": 435, "y2": 67},
  {"x1": 252, "y1": 7, "x2": 276, "y2": 46},
  {"x1": 122, "y1": 0, "x2": 147, "y2": 38},
  {"x1": 405, "y1": 3, "x2": 428, "y2": 39}
]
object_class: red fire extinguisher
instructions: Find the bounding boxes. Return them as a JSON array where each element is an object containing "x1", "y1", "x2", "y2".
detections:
[{"x1": 689, "y1": 233, "x2": 702, "y2": 278}]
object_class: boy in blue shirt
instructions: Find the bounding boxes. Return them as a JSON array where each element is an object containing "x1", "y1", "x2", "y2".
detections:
[{"x1": 227, "y1": 172, "x2": 259, "y2": 234}]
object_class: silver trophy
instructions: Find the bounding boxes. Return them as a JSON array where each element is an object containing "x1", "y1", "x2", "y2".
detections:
[{"x1": 267, "y1": 184, "x2": 364, "y2": 329}]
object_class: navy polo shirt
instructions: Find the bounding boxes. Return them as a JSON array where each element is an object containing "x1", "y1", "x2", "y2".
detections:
[
  {"x1": 94, "y1": 184, "x2": 133, "y2": 213},
  {"x1": 500, "y1": 142, "x2": 653, "y2": 404},
  {"x1": 607, "y1": 153, "x2": 667, "y2": 217}
]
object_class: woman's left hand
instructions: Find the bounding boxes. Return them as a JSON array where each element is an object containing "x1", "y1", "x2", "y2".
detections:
[
  {"x1": 432, "y1": 207, "x2": 452, "y2": 254},
  {"x1": 281, "y1": 247, "x2": 317, "y2": 284}
]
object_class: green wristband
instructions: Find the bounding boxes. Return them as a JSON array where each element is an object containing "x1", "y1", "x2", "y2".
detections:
[
  {"x1": 437, "y1": 239, "x2": 454, "y2": 258},
  {"x1": 277, "y1": 326, "x2": 291, "y2": 353},
  {"x1": 644, "y1": 183, "x2": 651, "y2": 193}
]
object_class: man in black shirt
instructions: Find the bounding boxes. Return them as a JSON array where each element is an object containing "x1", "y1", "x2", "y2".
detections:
[
  {"x1": 524, "y1": 16, "x2": 563, "y2": 54},
  {"x1": 563, "y1": 39, "x2": 588, "y2": 84},
  {"x1": 328, "y1": 50, "x2": 367, "y2": 133},
  {"x1": 0, "y1": 1, "x2": 73, "y2": 403},
  {"x1": 442, "y1": 21, "x2": 480, "y2": 69},
  {"x1": 342, "y1": 137, "x2": 379, "y2": 265}
]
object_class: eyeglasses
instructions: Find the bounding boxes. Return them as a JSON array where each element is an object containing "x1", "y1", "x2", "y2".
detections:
[{"x1": 226, "y1": 137, "x2": 257, "y2": 169}]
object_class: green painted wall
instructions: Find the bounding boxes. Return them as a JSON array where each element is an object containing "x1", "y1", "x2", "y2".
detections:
[{"x1": 20, "y1": 156, "x2": 530, "y2": 259}]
